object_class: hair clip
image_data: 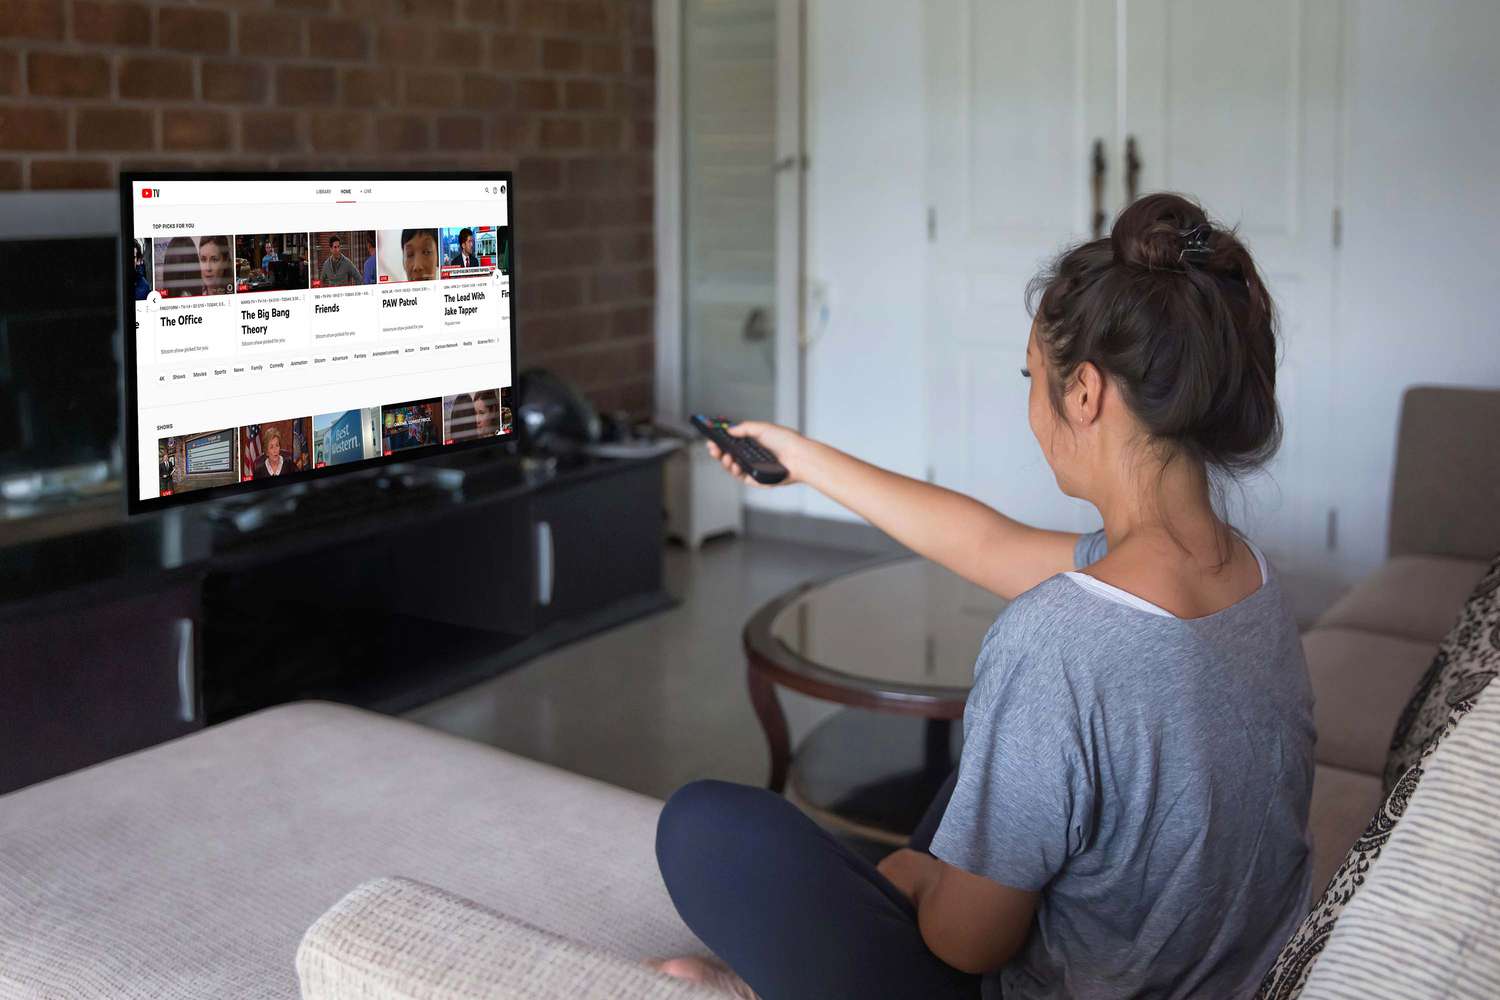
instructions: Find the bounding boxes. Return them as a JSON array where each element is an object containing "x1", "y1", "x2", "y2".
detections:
[{"x1": 1178, "y1": 223, "x2": 1212, "y2": 265}]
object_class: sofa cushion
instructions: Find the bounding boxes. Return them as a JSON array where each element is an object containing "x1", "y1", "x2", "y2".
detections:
[
  {"x1": 298, "y1": 877, "x2": 719, "y2": 1000},
  {"x1": 1298, "y1": 685, "x2": 1500, "y2": 999},
  {"x1": 1383, "y1": 553, "x2": 1500, "y2": 790},
  {"x1": 1254, "y1": 699, "x2": 1475, "y2": 1000},
  {"x1": 1316, "y1": 555, "x2": 1488, "y2": 644},
  {"x1": 0, "y1": 702, "x2": 702, "y2": 1000},
  {"x1": 1306, "y1": 765, "x2": 1385, "y2": 900},
  {"x1": 1304, "y1": 628, "x2": 1438, "y2": 774}
]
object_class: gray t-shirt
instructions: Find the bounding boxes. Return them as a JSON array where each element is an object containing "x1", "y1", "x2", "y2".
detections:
[{"x1": 930, "y1": 531, "x2": 1314, "y2": 999}]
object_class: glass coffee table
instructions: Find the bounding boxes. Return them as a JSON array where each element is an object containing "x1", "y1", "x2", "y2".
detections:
[{"x1": 743, "y1": 556, "x2": 1008, "y2": 845}]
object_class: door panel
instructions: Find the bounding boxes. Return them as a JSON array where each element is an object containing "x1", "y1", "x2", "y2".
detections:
[{"x1": 925, "y1": 0, "x2": 1114, "y2": 532}]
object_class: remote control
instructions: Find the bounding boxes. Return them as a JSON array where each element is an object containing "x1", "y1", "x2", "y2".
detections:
[{"x1": 690, "y1": 415, "x2": 789, "y2": 485}]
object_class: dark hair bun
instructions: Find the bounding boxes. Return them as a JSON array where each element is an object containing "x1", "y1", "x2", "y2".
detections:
[{"x1": 1027, "y1": 192, "x2": 1281, "y2": 475}]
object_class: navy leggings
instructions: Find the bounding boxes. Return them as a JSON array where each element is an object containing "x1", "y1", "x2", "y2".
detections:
[{"x1": 655, "y1": 773, "x2": 983, "y2": 1000}]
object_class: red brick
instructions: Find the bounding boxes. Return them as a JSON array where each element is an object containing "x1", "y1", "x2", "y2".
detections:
[
  {"x1": 538, "y1": 118, "x2": 583, "y2": 149},
  {"x1": 402, "y1": 70, "x2": 457, "y2": 107},
  {"x1": 585, "y1": 41, "x2": 623, "y2": 75},
  {"x1": 375, "y1": 113, "x2": 429, "y2": 152},
  {"x1": 565, "y1": 155, "x2": 621, "y2": 193},
  {"x1": 589, "y1": 267, "x2": 651, "y2": 304},
  {"x1": 0, "y1": 50, "x2": 18, "y2": 96},
  {"x1": 339, "y1": 67, "x2": 392, "y2": 108},
  {"x1": 488, "y1": 112, "x2": 533, "y2": 148},
  {"x1": 541, "y1": 38, "x2": 582, "y2": 72},
  {"x1": 517, "y1": 4, "x2": 566, "y2": 34},
  {"x1": 462, "y1": 0, "x2": 510, "y2": 24},
  {"x1": 628, "y1": 1, "x2": 652, "y2": 37},
  {"x1": 28, "y1": 52, "x2": 111, "y2": 98},
  {"x1": 519, "y1": 314, "x2": 611, "y2": 355},
  {"x1": 387, "y1": 0, "x2": 454, "y2": 19},
  {"x1": 239, "y1": 13, "x2": 305, "y2": 58},
  {"x1": 0, "y1": 158, "x2": 20, "y2": 188},
  {"x1": 631, "y1": 45, "x2": 653, "y2": 78},
  {"x1": 527, "y1": 273, "x2": 586, "y2": 312},
  {"x1": 73, "y1": 1, "x2": 151, "y2": 45},
  {"x1": 275, "y1": 0, "x2": 331, "y2": 10},
  {"x1": 341, "y1": 0, "x2": 379, "y2": 15},
  {"x1": 0, "y1": 0, "x2": 64, "y2": 39},
  {"x1": 308, "y1": 109, "x2": 371, "y2": 152},
  {"x1": 158, "y1": 6, "x2": 230, "y2": 52},
  {"x1": 202, "y1": 60, "x2": 269, "y2": 104},
  {"x1": 435, "y1": 115, "x2": 482, "y2": 151},
  {"x1": 610, "y1": 303, "x2": 651, "y2": 340},
  {"x1": 276, "y1": 65, "x2": 338, "y2": 105},
  {"x1": 0, "y1": 106, "x2": 67, "y2": 149},
  {"x1": 460, "y1": 73, "x2": 510, "y2": 110},
  {"x1": 489, "y1": 33, "x2": 537, "y2": 71},
  {"x1": 564, "y1": 80, "x2": 606, "y2": 112},
  {"x1": 377, "y1": 23, "x2": 428, "y2": 64},
  {"x1": 241, "y1": 109, "x2": 301, "y2": 152},
  {"x1": 524, "y1": 232, "x2": 603, "y2": 271},
  {"x1": 119, "y1": 56, "x2": 194, "y2": 100},
  {"x1": 518, "y1": 155, "x2": 562, "y2": 192},
  {"x1": 309, "y1": 17, "x2": 369, "y2": 60},
  {"x1": 585, "y1": 117, "x2": 622, "y2": 151},
  {"x1": 433, "y1": 26, "x2": 483, "y2": 68},
  {"x1": 526, "y1": 196, "x2": 588, "y2": 232},
  {"x1": 631, "y1": 117, "x2": 652, "y2": 150},
  {"x1": 567, "y1": 0, "x2": 611, "y2": 36},
  {"x1": 30, "y1": 158, "x2": 111, "y2": 189},
  {"x1": 162, "y1": 109, "x2": 231, "y2": 150},
  {"x1": 515, "y1": 78, "x2": 557, "y2": 112},
  {"x1": 75, "y1": 106, "x2": 154, "y2": 150}
]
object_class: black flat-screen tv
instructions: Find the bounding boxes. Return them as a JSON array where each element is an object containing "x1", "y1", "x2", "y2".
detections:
[{"x1": 119, "y1": 171, "x2": 517, "y2": 514}]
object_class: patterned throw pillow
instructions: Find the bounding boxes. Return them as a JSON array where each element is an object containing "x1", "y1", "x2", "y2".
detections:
[
  {"x1": 1253, "y1": 707, "x2": 1470, "y2": 1000},
  {"x1": 1383, "y1": 552, "x2": 1500, "y2": 791}
]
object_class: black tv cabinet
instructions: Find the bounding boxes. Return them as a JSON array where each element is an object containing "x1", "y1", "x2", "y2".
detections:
[{"x1": 0, "y1": 452, "x2": 673, "y2": 793}]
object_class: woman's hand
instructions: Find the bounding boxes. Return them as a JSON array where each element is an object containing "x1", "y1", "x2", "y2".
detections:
[
  {"x1": 876, "y1": 848, "x2": 941, "y2": 907},
  {"x1": 704, "y1": 421, "x2": 812, "y2": 487}
]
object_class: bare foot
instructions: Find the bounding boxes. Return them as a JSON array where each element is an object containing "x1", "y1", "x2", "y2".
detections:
[{"x1": 647, "y1": 955, "x2": 759, "y2": 999}]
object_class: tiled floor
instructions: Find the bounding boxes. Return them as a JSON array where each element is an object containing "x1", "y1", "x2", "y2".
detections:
[{"x1": 405, "y1": 535, "x2": 875, "y2": 801}]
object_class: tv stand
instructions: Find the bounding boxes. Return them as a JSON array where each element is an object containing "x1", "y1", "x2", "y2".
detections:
[{"x1": 0, "y1": 451, "x2": 673, "y2": 793}]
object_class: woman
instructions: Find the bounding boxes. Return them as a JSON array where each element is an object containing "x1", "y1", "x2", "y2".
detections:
[
  {"x1": 654, "y1": 194, "x2": 1314, "y2": 999},
  {"x1": 252, "y1": 426, "x2": 293, "y2": 479},
  {"x1": 197, "y1": 235, "x2": 233, "y2": 296},
  {"x1": 159, "y1": 236, "x2": 199, "y2": 297}
]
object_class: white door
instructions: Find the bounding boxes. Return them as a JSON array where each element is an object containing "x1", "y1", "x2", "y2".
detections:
[
  {"x1": 925, "y1": 0, "x2": 1342, "y2": 584},
  {"x1": 1122, "y1": 0, "x2": 1343, "y2": 588},
  {"x1": 924, "y1": 0, "x2": 1118, "y2": 533}
]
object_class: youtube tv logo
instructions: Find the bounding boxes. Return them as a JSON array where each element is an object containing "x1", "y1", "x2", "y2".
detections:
[{"x1": 141, "y1": 188, "x2": 159, "y2": 198}]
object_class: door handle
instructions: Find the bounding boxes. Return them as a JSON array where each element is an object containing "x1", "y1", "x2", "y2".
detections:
[
  {"x1": 175, "y1": 617, "x2": 196, "y2": 723},
  {"x1": 535, "y1": 520, "x2": 554, "y2": 607},
  {"x1": 1124, "y1": 135, "x2": 1141, "y2": 206},
  {"x1": 1090, "y1": 139, "x2": 1107, "y2": 239}
]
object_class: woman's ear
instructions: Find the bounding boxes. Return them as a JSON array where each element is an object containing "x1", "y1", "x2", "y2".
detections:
[{"x1": 1070, "y1": 362, "x2": 1104, "y2": 426}]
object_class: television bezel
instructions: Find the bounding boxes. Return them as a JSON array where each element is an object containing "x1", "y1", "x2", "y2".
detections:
[{"x1": 119, "y1": 169, "x2": 518, "y2": 516}]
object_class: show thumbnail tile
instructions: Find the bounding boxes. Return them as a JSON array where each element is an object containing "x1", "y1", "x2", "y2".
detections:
[
  {"x1": 442, "y1": 388, "x2": 506, "y2": 443},
  {"x1": 240, "y1": 417, "x2": 313, "y2": 481},
  {"x1": 131, "y1": 238, "x2": 152, "y2": 300},
  {"x1": 235, "y1": 233, "x2": 310, "y2": 294},
  {"x1": 158, "y1": 428, "x2": 238, "y2": 496},
  {"x1": 439, "y1": 225, "x2": 508, "y2": 278},
  {"x1": 312, "y1": 407, "x2": 382, "y2": 467},
  {"x1": 155, "y1": 235, "x2": 234, "y2": 297},
  {"x1": 381, "y1": 398, "x2": 441, "y2": 453},
  {"x1": 377, "y1": 229, "x2": 440, "y2": 283},
  {"x1": 312, "y1": 231, "x2": 377, "y2": 288}
]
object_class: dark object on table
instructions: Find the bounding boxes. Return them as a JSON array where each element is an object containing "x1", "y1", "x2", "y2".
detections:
[{"x1": 517, "y1": 369, "x2": 601, "y2": 454}]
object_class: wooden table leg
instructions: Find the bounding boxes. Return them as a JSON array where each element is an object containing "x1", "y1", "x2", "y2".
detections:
[{"x1": 747, "y1": 665, "x2": 791, "y2": 793}]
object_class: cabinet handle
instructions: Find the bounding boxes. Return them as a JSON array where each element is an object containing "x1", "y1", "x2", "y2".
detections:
[
  {"x1": 1090, "y1": 138, "x2": 1107, "y2": 239},
  {"x1": 175, "y1": 618, "x2": 196, "y2": 723},
  {"x1": 535, "y1": 521, "x2": 554, "y2": 607}
]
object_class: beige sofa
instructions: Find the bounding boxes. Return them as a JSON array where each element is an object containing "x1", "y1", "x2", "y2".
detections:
[
  {"x1": 2, "y1": 385, "x2": 1495, "y2": 999},
  {"x1": 1302, "y1": 386, "x2": 1498, "y2": 892}
]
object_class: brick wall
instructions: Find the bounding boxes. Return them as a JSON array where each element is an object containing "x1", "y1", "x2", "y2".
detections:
[{"x1": 0, "y1": 0, "x2": 656, "y2": 415}]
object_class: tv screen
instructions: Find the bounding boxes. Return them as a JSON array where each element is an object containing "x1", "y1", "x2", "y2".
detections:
[{"x1": 120, "y1": 171, "x2": 516, "y2": 514}]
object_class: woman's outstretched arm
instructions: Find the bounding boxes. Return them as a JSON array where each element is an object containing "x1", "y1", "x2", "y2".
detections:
[{"x1": 707, "y1": 422, "x2": 1078, "y2": 601}]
